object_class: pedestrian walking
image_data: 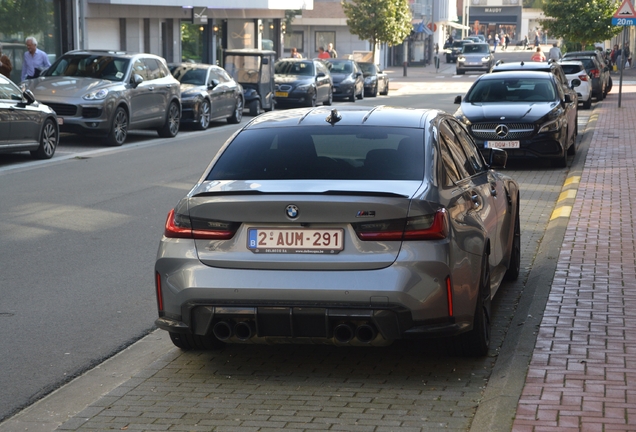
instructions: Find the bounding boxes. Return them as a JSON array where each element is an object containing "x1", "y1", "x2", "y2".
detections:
[
  {"x1": 317, "y1": 46, "x2": 330, "y2": 59},
  {"x1": 534, "y1": 31, "x2": 540, "y2": 48},
  {"x1": 531, "y1": 46, "x2": 546, "y2": 62},
  {"x1": 22, "y1": 36, "x2": 50, "y2": 81},
  {"x1": 290, "y1": 47, "x2": 301, "y2": 58},
  {"x1": 327, "y1": 43, "x2": 338, "y2": 59},
  {"x1": 0, "y1": 43, "x2": 12, "y2": 79},
  {"x1": 504, "y1": 34, "x2": 510, "y2": 51},
  {"x1": 548, "y1": 42, "x2": 562, "y2": 61},
  {"x1": 493, "y1": 34, "x2": 499, "y2": 52}
]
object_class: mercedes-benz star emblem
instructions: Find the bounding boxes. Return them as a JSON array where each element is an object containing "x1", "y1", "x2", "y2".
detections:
[
  {"x1": 495, "y1": 124, "x2": 509, "y2": 138},
  {"x1": 285, "y1": 204, "x2": 299, "y2": 219}
]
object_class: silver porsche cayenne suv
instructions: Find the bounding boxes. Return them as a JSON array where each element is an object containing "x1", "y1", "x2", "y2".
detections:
[{"x1": 154, "y1": 106, "x2": 521, "y2": 357}]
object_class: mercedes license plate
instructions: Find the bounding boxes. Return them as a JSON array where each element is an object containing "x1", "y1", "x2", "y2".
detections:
[
  {"x1": 248, "y1": 228, "x2": 344, "y2": 254},
  {"x1": 485, "y1": 140, "x2": 520, "y2": 149}
]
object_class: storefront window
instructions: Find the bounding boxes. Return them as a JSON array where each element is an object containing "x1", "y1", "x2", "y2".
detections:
[{"x1": 0, "y1": 0, "x2": 60, "y2": 83}]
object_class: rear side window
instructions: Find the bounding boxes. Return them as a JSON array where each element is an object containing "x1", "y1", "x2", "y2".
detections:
[
  {"x1": 560, "y1": 64, "x2": 584, "y2": 74},
  {"x1": 207, "y1": 126, "x2": 425, "y2": 180}
]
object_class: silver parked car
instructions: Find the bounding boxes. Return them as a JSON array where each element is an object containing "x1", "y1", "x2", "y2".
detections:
[
  {"x1": 0, "y1": 74, "x2": 59, "y2": 159},
  {"x1": 154, "y1": 106, "x2": 521, "y2": 357},
  {"x1": 23, "y1": 50, "x2": 181, "y2": 146}
]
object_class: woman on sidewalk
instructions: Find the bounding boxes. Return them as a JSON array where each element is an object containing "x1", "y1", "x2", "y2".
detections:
[{"x1": 531, "y1": 47, "x2": 546, "y2": 62}]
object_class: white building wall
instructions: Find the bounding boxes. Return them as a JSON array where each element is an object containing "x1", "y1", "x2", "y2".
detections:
[{"x1": 86, "y1": 18, "x2": 120, "y2": 50}]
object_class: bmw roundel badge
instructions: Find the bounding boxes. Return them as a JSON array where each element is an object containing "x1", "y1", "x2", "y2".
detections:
[{"x1": 285, "y1": 204, "x2": 299, "y2": 219}]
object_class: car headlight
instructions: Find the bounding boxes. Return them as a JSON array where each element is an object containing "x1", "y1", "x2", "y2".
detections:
[
  {"x1": 454, "y1": 108, "x2": 471, "y2": 126},
  {"x1": 538, "y1": 118, "x2": 563, "y2": 133},
  {"x1": 364, "y1": 76, "x2": 376, "y2": 84},
  {"x1": 295, "y1": 83, "x2": 312, "y2": 91},
  {"x1": 458, "y1": 56, "x2": 466, "y2": 62},
  {"x1": 482, "y1": 56, "x2": 491, "y2": 62},
  {"x1": 341, "y1": 76, "x2": 355, "y2": 84},
  {"x1": 83, "y1": 88, "x2": 109, "y2": 100}
]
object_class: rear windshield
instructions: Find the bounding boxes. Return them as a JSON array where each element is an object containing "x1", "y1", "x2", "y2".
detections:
[
  {"x1": 560, "y1": 64, "x2": 584, "y2": 74},
  {"x1": 465, "y1": 77, "x2": 556, "y2": 103},
  {"x1": 207, "y1": 126, "x2": 425, "y2": 181}
]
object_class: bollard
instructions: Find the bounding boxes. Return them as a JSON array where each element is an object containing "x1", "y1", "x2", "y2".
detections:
[
  {"x1": 403, "y1": 61, "x2": 407, "y2": 77},
  {"x1": 435, "y1": 55, "x2": 440, "y2": 72}
]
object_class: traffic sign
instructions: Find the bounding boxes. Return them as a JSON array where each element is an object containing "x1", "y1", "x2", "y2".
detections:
[{"x1": 612, "y1": 0, "x2": 636, "y2": 25}]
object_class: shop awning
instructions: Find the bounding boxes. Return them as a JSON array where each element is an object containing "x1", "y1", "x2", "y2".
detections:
[{"x1": 440, "y1": 21, "x2": 471, "y2": 30}]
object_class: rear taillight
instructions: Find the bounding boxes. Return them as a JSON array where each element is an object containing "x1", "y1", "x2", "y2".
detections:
[
  {"x1": 590, "y1": 68, "x2": 600, "y2": 78},
  {"x1": 163, "y1": 208, "x2": 239, "y2": 240},
  {"x1": 577, "y1": 73, "x2": 589, "y2": 82},
  {"x1": 354, "y1": 208, "x2": 449, "y2": 241}
]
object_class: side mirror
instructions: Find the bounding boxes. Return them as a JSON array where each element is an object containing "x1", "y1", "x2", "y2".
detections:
[
  {"x1": 454, "y1": 95, "x2": 462, "y2": 104},
  {"x1": 488, "y1": 147, "x2": 507, "y2": 168},
  {"x1": 23, "y1": 89, "x2": 36, "y2": 104},
  {"x1": 564, "y1": 94, "x2": 573, "y2": 104},
  {"x1": 570, "y1": 78, "x2": 581, "y2": 89},
  {"x1": 356, "y1": 72, "x2": 362, "y2": 77},
  {"x1": 208, "y1": 79, "x2": 220, "y2": 89},
  {"x1": 131, "y1": 73, "x2": 143, "y2": 88}
]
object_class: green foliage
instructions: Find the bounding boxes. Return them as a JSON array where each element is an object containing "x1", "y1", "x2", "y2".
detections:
[
  {"x1": 341, "y1": 0, "x2": 412, "y2": 52},
  {"x1": 0, "y1": 0, "x2": 52, "y2": 36},
  {"x1": 540, "y1": 0, "x2": 622, "y2": 47},
  {"x1": 181, "y1": 23, "x2": 203, "y2": 62}
]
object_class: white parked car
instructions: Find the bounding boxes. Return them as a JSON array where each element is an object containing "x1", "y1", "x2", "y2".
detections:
[{"x1": 559, "y1": 60, "x2": 593, "y2": 109}]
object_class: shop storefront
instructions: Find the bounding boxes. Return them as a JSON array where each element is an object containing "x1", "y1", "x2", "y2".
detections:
[{"x1": 468, "y1": 6, "x2": 522, "y2": 43}]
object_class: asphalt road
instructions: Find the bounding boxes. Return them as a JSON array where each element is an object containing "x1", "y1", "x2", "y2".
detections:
[{"x1": 0, "y1": 52, "x2": 592, "y2": 426}]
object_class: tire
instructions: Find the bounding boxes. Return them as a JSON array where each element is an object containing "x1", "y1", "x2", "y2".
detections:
[
  {"x1": 194, "y1": 99, "x2": 210, "y2": 130},
  {"x1": 249, "y1": 99, "x2": 261, "y2": 116},
  {"x1": 356, "y1": 85, "x2": 364, "y2": 100},
  {"x1": 582, "y1": 95, "x2": 592, "y2": 109},
  {"x1": 554, "y1": 137, "x2": 569, "y2": 168},
  {"x1": 157, "y1": 101, "x2": 180, "y2": 138},
  {"x1": 227, "y1": 96, "x2": 243, "y2": 124},
  {"x1": 169, "y1": 332, "x2": 224, "y2": 350},
  {"x1": 504, "y1": 203, "x2": 520, "y2": 281},
  {"x1": 369, "y1": 84, "x2": 378, "y2": 97},
  {"x1": 324, "y1": 89, "x2": 333, "y2": 106},
  {"x1": 105, "y1": 106, "x2": 128, "y2": 146},
  {"x1": 349, "y1": 91, "x2": 356, "y2": 102},
  {"x1": 446, "y1": 54, "x2": 451, "y2": 63},
  {"x1": 306, "y1": 91, "x2": 317, "y2": 107},
  {"x1": 456, "y1": 69, "x2": 465, "y2": 75},
  {"x1": 380, "y1": 82, "x2": 389, "y2": 96},
  {"x1": 30, "y1": 118, "x2": 58, "y2": 159},
  {"x1": 607, "y1": 76, "x2": 613, "y2": 94},
  {"x1": 567, "y1": 129, "x2": 577, "y2": 156},
  {"x1": 453, "y1": 253, "x2": 492, "y2": 357}
]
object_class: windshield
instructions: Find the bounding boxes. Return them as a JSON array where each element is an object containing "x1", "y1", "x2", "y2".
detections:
[
  {"x1": 462, "y1": 44, "x2": 489, "y2": 54},
  {"x1": 328, "y1": 61, "x2": 352, "y2": 74},
  {"x1": 465, "y1": 78, "x2": 557, "y2": 103},
  {"x1": 172, "y1": 67, "x2": 206, "y2": 85},
  {"x1": 207, "y1": 126, "x2": 425, "y2": 181},
  {"x1": 275, "y1": 61, "x2": 315, "y2": 76},
  {"x1": 44, "y1": 55, "x2": 130, "y2": 81},
  {"x1": 225, "y1": 55, "x2": 261, "y2": 83},
  {"x1": 358, "y1": 63, "x2": 376, "y2": 75}
]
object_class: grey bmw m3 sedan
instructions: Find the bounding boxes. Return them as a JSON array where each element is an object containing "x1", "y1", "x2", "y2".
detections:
[{"x1": 154, "y1": 105, "x2": 521, "y2": 357}]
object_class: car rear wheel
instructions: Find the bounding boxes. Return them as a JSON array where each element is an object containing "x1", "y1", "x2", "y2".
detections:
[
  {"x1": 249, "y1": 99, "x2": 261, "y2": 116},
  {"x1": 227, "y1": 97, "x2": 243, "y2": 124},
  {"x1": 356, "y1": 85, "x2": 364, "y2": 100},
  {"x1": 324, "y1": 89, "x2": 333, "y2": 106},
  {"x1": 195, "y1": 99, "x2": 211, "y2": 130},
  {"x1": 453, "y1": 253, "x2": 492, "y2": 357},
  {"x1": 105, "y1": 106, "x2": 128, "y2": 146},
  {"x1": 504, "y1": 203, "x2": 520, "y2": 281},
  {"x1": 157, "y1": 101, "x2": 180, "y2": 138},
  {"x1": 169, "y1": 332, "x2": 225, "y2": 350},
  {"x1": 30, "y1": 118, "x2": 58, "y2": 159},
  {"x1": 582, "y1": 94, "x2": 592, "y2": 109}
]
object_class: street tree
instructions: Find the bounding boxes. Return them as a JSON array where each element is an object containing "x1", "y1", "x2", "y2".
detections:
[
  {"x1": 0, "y1": 0, "x2": 52, "y2": 36},
  {"x1": 540, "y1": 0, "x2": 623, "y2": 49},
  {"x1": 341, "y1": 0, "x2": 412, "y2": 60}
]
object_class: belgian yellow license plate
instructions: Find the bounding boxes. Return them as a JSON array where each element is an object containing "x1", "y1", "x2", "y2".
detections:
[{"x1": 275, "y1": 91, "x2": 289, "y2": 97}]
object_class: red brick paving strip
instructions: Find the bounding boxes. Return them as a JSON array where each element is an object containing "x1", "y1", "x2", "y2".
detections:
[{"x1": 512, "y1": 86, "x2": 636, "y2": 431}]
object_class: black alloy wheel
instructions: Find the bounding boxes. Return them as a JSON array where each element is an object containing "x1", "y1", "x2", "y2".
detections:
[
  {"x1": 194, "y1": 99, "x2": 211, "y2": 130},
  {"x1": 157, "y1": 102, "x2": 180, "y2": 138},
  {"x1": 227, "y1": 97, "x2": 243, "y2": 124}
]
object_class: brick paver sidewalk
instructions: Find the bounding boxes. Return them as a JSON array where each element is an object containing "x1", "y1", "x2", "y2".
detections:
[{"x1": 512, "y1": 87, "x2": 636, "y2": 431}]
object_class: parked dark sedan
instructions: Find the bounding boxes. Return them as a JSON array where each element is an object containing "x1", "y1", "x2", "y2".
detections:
[
  {"x1": 0, "y1": 74, "x2": 59, "y2": 159},
  {"x1": 23, "y1": 50, "x2": 181, "y2": 146},
  {"x1": 324, "y1": 58, "x2": 365, "y2": 101},
  {"x1": 454, "y1": 71, "x2": 578, "y2": 167},
  {"x1": 154, "y1": 106, "x2": 520, "y2": 357},
  {"x1": 358, "y1": 62, "x2": 389, "y2": 97},
  {"x1": 171, "y1": 63, "x2": 243, "y2": 129},
  {"x1": 274, "y1": 59, "x2": 333, "y2": 107}
]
